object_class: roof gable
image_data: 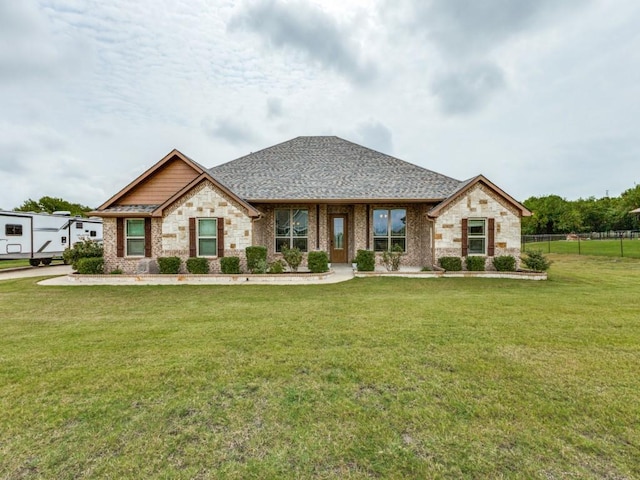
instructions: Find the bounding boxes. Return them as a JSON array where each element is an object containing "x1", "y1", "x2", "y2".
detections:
[
  {"x1": 428, "y1": 175, "x2": 532, "y2": 218},
  {"x1": 96, "y1": 150, "x2": 204, "y2": 210},
  {"x1": 93, "y1": 149, "x2": 259, "y2": 218},
  {"x1": 209, "y1": 136, "x2": 463, "y2": 201}
]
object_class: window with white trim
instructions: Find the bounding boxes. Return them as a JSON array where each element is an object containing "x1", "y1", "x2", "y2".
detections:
[
  {"x1": 373, "y1": 208, "x2": 406, "y2": 251},
  {"x1": 125, "y1": 219, "x2": 145, "y2": 256},
  {"x1": 468, "y1": 219, "x2": 486, "y2": 255},
  {"x1": 198, "y1": 218, "x2": 218, "y2": 256},
  {"x1": 275, "y1": 209, "x2": 308, "y2": 252}
]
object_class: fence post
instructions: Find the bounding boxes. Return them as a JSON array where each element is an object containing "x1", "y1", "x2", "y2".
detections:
[
  {"x1": 621, "y1": 233, "x2": 624, "y2": 257},
  {"x1": 578, "y1": 235, "x2": 581, "y2": 255}
]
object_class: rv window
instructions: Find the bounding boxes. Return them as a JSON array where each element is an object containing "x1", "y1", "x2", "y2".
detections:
[
  {"x1": 90, "y1": 230, "x2": 97, "y2": 237},
  {"x1": 62, "y1": 236, "x2": 67, "y2": 244},
  {"x1": 6, "y1": 224, "x2": 23, "y2": 236},
  {"x1": 76, "y1": 222, "x2": 84, "y2": 229}
]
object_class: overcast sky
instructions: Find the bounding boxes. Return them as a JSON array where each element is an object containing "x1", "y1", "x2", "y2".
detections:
[{"x1": 1, "y1": 0, "x2": 639, "y2": 210}]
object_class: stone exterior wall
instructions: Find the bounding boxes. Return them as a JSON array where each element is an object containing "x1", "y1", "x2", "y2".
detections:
[
  {"x1": 161, "y1": 181, "x2": 253, "y2": 273},
  {"x1": 103, "y1": 181, "x2": 254, "y2": 274},
  {"x1": 433, "y1": 184, "x2": 522, "y2": 270}
]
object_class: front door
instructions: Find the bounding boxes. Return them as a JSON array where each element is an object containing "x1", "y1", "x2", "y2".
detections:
[{"x1": 330, "y1": 215, "x2": 348, "y2": 263}]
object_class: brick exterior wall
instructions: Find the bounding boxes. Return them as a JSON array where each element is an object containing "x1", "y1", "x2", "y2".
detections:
[
  {"x1": 103, "y1": 185, "x2": 522, "y2": 273},
  {"x1": 433, "y1": 184, "x2": 522, "y2": 270},
  {"x1": 252, "y1": 202, "x2": 435, "y2": 268}
]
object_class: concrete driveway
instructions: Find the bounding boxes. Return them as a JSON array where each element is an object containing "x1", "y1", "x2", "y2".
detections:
[{"x1": 0, "y1": 265, "x2": 73, "y2": 281}]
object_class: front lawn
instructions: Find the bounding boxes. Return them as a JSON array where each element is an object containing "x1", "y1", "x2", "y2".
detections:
[{"x1": 1, "y1": 255, "x2": 638, "y2": 479}]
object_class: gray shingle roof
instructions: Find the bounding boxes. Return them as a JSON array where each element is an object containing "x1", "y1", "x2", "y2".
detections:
[
  {"x1": 102, "y1": 205, "x2": 159, "y2": 213},
  {"x1": 209, "y1": 136, "x2": 462, "y2": 201}
]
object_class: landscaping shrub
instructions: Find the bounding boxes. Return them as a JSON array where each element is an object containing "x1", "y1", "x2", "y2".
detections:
[
  {"x1": 246, "y1": 246, "x2": 267, "y2": 273},
  {"x1": 282, "y1": 246, "x2": 303, "y2": 272},
  {"x1": 76, "y1": 257, "x2": 104, "y2": 274},
  {"x1": 268, "y1": 260, "x2": 285, "y2": 274},
  {"x1": 522, "y1": 250, "x2": 552, "y2": 272},
  {"x1": 109, "y1": 268, "x2": 123, "y2": 274},
  {"x1": 465, "y1": 256, "x2": 486, "y2": 271},
  {"x1": 63, "y1": 239, "x2": 103, "y2": 269},
  {"x1": 493, "y1": 255, "x2": 516, "y2": 272},
  {"x1": 252, "y1": 259, "x2": 268, "y2": 274},
  {"x1": 438, "y1": 256, "x2": 462, "y2": 271},
  {"x1": 187, "y1": 257, "x2": 210, "y2": 274},
  {"x1": 307, "y1": 251, "x2": 329, "y2": 273},
  {"x1": 157, "y1": 256, "x2": 181, "y2": 274},
  {"x1": 219, "y1": 256, "x2": 240, "y2": 274},
  {"x1": 355, "y1": 249, "x2": 375, "y2": 272},
  {"x1": 381, "y1": 244, "x2": 403, "y2": 271}
]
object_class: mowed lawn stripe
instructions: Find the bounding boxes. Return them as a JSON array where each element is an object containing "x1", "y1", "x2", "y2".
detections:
[{"x1": 1, "y1": 254, "x2": 639, "y2": 478}]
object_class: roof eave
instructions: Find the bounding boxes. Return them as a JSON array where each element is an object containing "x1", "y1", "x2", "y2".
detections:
[{"x1": 247, "y1": 197, "x2": 447, "y2": 205}]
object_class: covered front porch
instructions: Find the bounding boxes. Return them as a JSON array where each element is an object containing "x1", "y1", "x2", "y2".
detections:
[{"x1": 252, "y1": 203, "x2": 435, "y2": 268}]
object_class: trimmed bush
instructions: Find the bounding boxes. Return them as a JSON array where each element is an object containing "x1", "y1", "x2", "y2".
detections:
[
  {"x1": 187, "y1": 257, "x2": 210, "y2": 274},
  {"x1": 282, "y1": 246, "x2": 303, "y2": 272},
  {"x1": 522, "y1": 250, "x2": 552, "y2": 272},
  {"x1": 158, "y1": 256, "x2": 181, "y2": 274},
  {"x1": 219, "y1": 256, "x2": 240, "y2": 274},
  {"x1": 246, "y1": 246, "x2": 267, "y2": 273},
  {"x1": 493, "y1": 255, "x2": 516, "y2": 272},
  {"x1": 76, "y1": 257, "x2": 104, "y2": 274},
  {"x1": 268, "y1": 260, "x2": 285, "y2": 274},
  {"x1": 63, "y1": 239, "x2": 103, "y2": 269},
  {"x1": 110, "y1": 268, "x2": 123, "y2": 275},
  {"x1": 438, "y1": 256, "x2": 462, "y2": 271},
  {"x1": 465, "y1": 256, "x2": 486, "y2": 271},
  {"x1": 307, "y1": 251, "x2": 329, "y2": 273},
  {"x1": 355, "y1": 249, "x2": 375, "y2": 272}
]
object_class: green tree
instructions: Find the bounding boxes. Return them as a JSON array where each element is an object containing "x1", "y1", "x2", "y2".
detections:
[
  {"x1": 14, "y1": 196, "x2": 93, "y2": 217},
  {"x1": 522, "y1": 195, "x2": 581, "y2": 234}
]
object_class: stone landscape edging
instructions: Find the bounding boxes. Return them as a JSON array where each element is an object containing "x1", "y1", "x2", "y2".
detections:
[{"x1": 354, "y1": 270, "x2": 547, "y2": 280}]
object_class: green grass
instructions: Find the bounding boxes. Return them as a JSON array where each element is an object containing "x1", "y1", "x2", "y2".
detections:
[
  {"x1": 0, "y1": 259, "x2": 65, "y2": 270},
  {"x1": 1, "y1": 255, "x2": 639, "y2": 479},
  {"x1": 0, "y1": 259, "x2": 31, "y2": 269},
  {"x1": 524, "y1": 238, "x2": 640, "y2": 258}
]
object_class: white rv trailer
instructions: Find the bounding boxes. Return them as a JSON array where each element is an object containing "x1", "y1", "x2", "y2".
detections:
[{"x1": 0, "y1": 210, "x2": 103, "y2": 266}]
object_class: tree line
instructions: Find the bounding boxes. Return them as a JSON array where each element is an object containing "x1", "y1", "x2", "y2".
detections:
[
  {"x1": 11, "y1": 196, "x2": 93, "y2": 217},
  {"x1": 522, "y1": 185, "x2": 640, "y2": 235}
]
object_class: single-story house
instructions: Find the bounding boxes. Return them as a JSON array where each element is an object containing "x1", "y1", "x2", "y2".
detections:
[{"x1": 92, "y1": 136, "x2": 531, "y2": 273}]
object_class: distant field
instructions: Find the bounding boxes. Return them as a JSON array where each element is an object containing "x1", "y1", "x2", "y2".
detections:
[
  {"x1": 1, "y1": 255, "x2": 639, "y2": 478},
  {"x1": 523, "y1": 238, "x2": 640, "y2": 258}
]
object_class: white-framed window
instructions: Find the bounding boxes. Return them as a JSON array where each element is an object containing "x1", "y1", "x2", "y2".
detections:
[
  {"x1": 468, "y1": 219, "x2": 486, "y2": 255},
  {"x1": 373, "y1": 208, "x2": 406, "y2": 252},
  {"x1": 275, "y1": 209, "x2": 308, "y2": 252},
  {"x1": 125, "y1": 219, "x2": 145, "y2": 256},
  {"x1": 197, "y1": 218, "x2": 218, "y2": 256}
]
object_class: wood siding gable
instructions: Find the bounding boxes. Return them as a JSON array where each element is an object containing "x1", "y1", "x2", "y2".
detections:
[{"x1": 119, "y1": 158, "x2": 200, "y2": 206}]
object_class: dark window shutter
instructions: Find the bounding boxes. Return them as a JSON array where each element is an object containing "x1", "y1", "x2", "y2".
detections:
[
  {"x1": 217, "y1": 217, "x2": 224, "y2": 257},
  {"x1": 189, "y1": 218, "x2": 197, "y2": 257},
  {"x1": 461, "y1": 218, "x2": 468, "y2": 257},
  {"x1": 116, "y1": 218, "x2": 124, "y2": 257},
  {"x1": 488, "y1": 218, "x2": 495, "y2": 256},
  {"x1": 144, "y1": 218, "x2": 152, "y2": 258}
]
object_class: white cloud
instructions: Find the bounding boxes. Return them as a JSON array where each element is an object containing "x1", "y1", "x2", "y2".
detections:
[{"x1": 0, "y1": 0, "x2": 639, "y2": 211}]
